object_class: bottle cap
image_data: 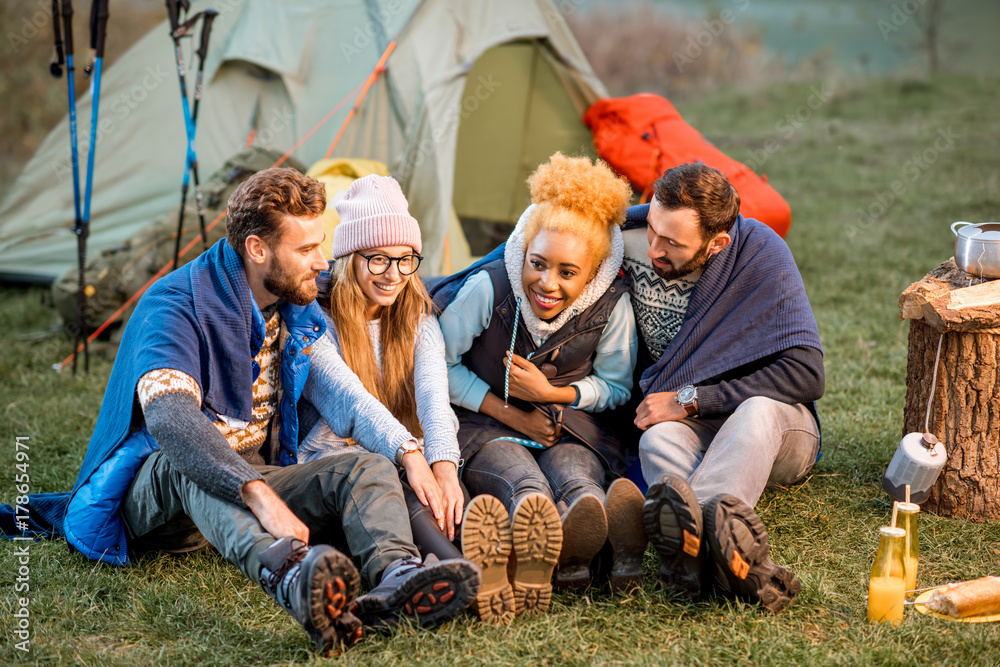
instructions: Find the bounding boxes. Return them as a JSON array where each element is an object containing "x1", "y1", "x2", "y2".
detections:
[
  {"x1": 897, "y1": 502, "x2": 920, "y2": 514},
  {"x1": 879, "y1": 526, "x2": 906, "y2": 538},
  {"x1": 921, "y1": 433, "x2": 939, "y2": 448}
]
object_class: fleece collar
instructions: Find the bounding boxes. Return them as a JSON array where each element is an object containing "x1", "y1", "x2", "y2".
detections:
[{"x1": 503, "y1": 203, "x2": 624, "y2": 341}]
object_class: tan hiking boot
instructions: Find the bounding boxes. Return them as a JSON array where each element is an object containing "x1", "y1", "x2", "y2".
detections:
[
  {"x1": 461, "y1": 494, "x2": 515, "y2": 623},
  {"x1": 510, "y1": 493, "x2": 562, "y2": 615}
]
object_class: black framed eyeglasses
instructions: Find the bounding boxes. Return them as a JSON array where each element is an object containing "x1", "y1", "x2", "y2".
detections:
[{"x1": 357, "y1": 252, "x2": 423, "y2": 276}]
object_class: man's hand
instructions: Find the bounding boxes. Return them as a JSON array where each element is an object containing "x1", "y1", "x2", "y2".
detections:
[
  {"x1": 634, "y1": 391, "x2": 688, "y2": 430},
  {"x1": 241, "y1": 479, "x2": 309, "y2": 543},
  {"x1": 504, "y1": 352, "x2": 576, "y2": 405},
  {"x1": 431, "y1": 461, "x2": 464, "y2": 541},
  {"x1": 402, "y1": 452, "x2": 446, "y2": 531}
]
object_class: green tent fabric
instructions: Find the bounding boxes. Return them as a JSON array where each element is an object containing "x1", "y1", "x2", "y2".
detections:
[{"x1": 0, "y1": 0, "x2": 605, "y2": 283}]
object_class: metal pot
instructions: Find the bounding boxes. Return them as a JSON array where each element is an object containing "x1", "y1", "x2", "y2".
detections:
[{"x1": 952, "y1": 221, "x2": 1000, "y2": 278}]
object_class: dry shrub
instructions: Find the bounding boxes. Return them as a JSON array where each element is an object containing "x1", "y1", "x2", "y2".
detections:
[{"x1": 566, "y1": 3, "x2": 771, "y2": 98}]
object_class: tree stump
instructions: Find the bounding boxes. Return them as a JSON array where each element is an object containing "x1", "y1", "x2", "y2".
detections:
[{"x1": 899, "y1": 259, "x2": 1000, "y2": 522}]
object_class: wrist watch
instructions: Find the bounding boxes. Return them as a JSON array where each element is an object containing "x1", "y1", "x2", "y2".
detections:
[
  {"x1": 394, "y1": 439, "x2": 424, "y2": 466},
  {"x1": 675, "y1": 385, "x2": 698, "y2": 417}
]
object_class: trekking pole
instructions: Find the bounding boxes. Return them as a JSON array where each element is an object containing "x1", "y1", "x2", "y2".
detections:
[
  {"x1": 54, "y1": 0, "x2": 88, "y2": 375},
  {"x1": 70, "y1": 0, "x2": 110, "y2": 375},
  {"x1": 187, "y1": 9, "x2": 218, "y2": 255},
  {"x1": 166, "y1": 0, "x2": 210, "y2": 271},
  {"x1": 49, "y1": 0, "x2": 65, "y2": 77}
]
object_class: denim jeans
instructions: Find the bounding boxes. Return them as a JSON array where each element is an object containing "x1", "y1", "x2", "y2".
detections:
[
  {"x1": 121, "y1": 449, "x2": 418, "y2": 587},
  {"x1": 461, "y1": 439, "x2": 606, "y2": 516},
  {"x1": 638, "y1": 396, "x2": 820, "y2": 508}
]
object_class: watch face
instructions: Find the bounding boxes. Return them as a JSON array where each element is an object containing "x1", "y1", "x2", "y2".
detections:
[{"x1": 677, "y1": 386, "x2": 696, "y2": 404}]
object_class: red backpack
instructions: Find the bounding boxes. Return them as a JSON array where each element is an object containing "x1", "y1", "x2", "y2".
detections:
[{"x1": 584, "y1": 94, "x2": 792, "y2": 238}]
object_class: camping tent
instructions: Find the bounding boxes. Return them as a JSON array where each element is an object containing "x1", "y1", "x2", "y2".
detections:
[{"x1": 0, "y1": 0, "x2": 603, "y2": 283}]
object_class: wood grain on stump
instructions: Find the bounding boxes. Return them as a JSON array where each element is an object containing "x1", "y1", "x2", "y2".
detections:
[{"x1": 899, "y1": 259, "x2": 1000, "y2": 522}]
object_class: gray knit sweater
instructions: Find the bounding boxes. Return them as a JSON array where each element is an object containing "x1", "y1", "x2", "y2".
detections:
[{"x1": 300, "y1": 314, "x2": 461, "y2": 467}]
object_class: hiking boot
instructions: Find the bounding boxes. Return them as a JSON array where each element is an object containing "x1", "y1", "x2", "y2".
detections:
[
  {"x1": 461, "y1": 494, "x2": 515, "y2": 623},
  {"x1": 509, "y1": 493, "x2": 562, "y2": 615},
  {"x1": 643, "y1": 474, "x2": 703, "y2": 598},
  {"x1": 702, "y1": 494, "x2": 801, "y2": 613},
  {"x1": 553, "y1": 493, "x2": 607, "y2": 590},
  {"x1": 605, "y1": 478, "x2": 648, "y2": 593},
  {"x1": 353, "y1": 554, "x2": 481, "y2": 630},
  {"x1": 258, "y1": 537, "x2": 363, "y2": 656}
]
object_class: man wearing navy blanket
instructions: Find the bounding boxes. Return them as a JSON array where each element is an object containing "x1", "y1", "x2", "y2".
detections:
[
  {"x1": 62, "y1": 168, "x2": 478, "y2": 655},
  {"x1": 624, "y1": 163, "x2": 824, "y2": 613}
]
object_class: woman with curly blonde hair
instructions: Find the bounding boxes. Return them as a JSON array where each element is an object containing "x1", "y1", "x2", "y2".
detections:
[{"x1": 437, "y1": 153, "x2": 647, "y2": 622}]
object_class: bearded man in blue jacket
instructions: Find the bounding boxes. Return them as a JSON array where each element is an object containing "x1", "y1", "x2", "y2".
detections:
[
  {"x1": 63, "y1": 168, "x2": 478, "y2": 655},
  {"x1": 624, "y1": 163, "x2": 824, "y2": 613}
]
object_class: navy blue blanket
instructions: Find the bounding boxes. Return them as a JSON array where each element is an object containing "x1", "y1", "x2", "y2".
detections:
[{"x1": 626, "y1": 205, "x2": 822, "y2": 394}]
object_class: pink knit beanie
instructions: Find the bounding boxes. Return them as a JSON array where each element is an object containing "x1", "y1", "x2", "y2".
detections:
[{"x1": 331, "y1": 175, "x2": 422, "y2": 258}]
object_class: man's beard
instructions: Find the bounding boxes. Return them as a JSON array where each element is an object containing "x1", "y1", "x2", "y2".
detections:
[
  {"x1": 651, "y1": 240, "x2": 713, "y2": 281},
  {"x1": 263, "y1": 259, "x2": 319, "y2": 306}
]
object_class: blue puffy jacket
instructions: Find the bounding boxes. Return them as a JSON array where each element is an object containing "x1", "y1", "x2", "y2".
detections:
[{"x1": 63, "y1": 240, "x2": 326, "y2": 565}]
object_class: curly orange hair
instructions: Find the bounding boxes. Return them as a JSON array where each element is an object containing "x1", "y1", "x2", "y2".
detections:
[{"x1": 524, "y1": 152, "x2": 632, "y2": 264}]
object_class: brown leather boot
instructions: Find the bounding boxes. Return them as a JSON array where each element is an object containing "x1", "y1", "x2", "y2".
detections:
[
  {"x1": 605, "y1": 478, "x2": 648, "y2": 593},
  {"x1": 553, "y1": 493, "x2": 607, "y2": 590}
]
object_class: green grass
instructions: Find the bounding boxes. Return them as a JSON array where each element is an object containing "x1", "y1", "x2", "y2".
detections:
[{"x1": 3, "y1": 74, "x2": 1000, "y2": 665}]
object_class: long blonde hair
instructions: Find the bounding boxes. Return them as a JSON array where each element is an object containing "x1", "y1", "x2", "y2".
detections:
[{"x1": 327, "y1": 255, "x2": 434, "y2": 437}]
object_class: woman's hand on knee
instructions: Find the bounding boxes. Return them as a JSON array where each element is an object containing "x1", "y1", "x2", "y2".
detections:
[
  {"x1": 402, "y1": 454, "x2": 445, "y2": 531},
  {"x1": 431, "y1": 461, "x2": 463, "y2": 541}
]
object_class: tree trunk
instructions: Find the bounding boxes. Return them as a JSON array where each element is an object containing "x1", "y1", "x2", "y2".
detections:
[
  {"x1": 899, "y1": 260, "x2": 1000, "y2": 522},
  {"x1": 903, "y1": 320, "x2": 1000, "y2": 521}
]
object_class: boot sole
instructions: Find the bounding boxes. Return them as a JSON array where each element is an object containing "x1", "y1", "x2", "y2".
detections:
[
  {"x1": 703, "y1": 495, "x2": 801, "y2": 613},
  {"x1": 605, "y1": 478, "x2": 648, "y2": 593},
  {"x1": 554, "y1": 494, "x2": 607, "y2": 590},
  {"x1": 510, "y1": 493, "x2": 562, "y2": 615},
  {"x1": 643, "y1": 474, "x2": 703, "y2": 598},
  {"x1": 461, "y1": 495, "x2": 516, "y2": 623},
  {"x1": 354, "y1": 560, "x2": 481, "y2": 630},
  {"x1": 302, "y1": 547, "x2": 363, "y2": 655}
]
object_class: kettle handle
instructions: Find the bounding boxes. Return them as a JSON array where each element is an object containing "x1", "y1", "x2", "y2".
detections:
[{"x1": 951, "y1": 221, "x2": 975, "y2": 236}]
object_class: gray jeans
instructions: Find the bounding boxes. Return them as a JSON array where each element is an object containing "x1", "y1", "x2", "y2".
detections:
[
  {"x1": 638, "y1": 396, "x2": 820, "y2": 507},
  {"x1": 461, "y1": 439, "x2": 606, "y2": 516},
  {"x1": 122, "y1": 449, "x2": 418, "y2": 587}
]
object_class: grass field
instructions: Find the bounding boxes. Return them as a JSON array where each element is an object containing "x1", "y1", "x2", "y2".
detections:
[{"x1": 2, "y1": 73, "x2": 1000, "y2": 665}]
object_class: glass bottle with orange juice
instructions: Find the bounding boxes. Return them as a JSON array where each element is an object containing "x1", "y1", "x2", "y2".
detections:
[
  {"x1": 867, "y1": 526, "x2": 907, "y2": 626},
  {"x1": 897, "y1": 502, "x2": 920, "y2": 591}
]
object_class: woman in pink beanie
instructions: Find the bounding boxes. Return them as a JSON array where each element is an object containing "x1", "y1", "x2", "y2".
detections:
[{"x1": 297, "y1": 175, "x2": 466, "y2": 563}]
